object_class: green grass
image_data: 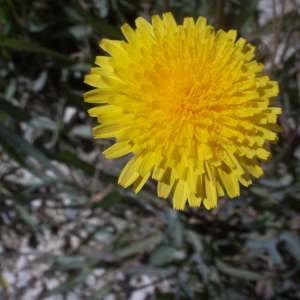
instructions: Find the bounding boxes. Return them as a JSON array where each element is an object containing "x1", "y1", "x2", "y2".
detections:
[{"x1": 0, "y1": 0, "x2": 300, "y2": 299}]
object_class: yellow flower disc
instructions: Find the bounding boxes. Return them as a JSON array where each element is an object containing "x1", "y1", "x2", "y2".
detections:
[{"x1": 84, "y1": 12, "x2": 282, "y2": 210}]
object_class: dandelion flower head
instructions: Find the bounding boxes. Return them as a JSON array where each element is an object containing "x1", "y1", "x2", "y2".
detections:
[{"x1": 84, "y1": 12, "x2": 282, "y2": 210}]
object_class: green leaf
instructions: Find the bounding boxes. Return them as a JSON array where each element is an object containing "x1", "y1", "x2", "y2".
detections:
[
  {"x1": 232, "y1": 0, "x2": 259, "y2": 30},
  {"x1": 248, "y1": 13, "x2": 300, "y2": 41},
  {"x1": 1, "y1": 38, "x2": 75, "y2": 63},
  {"x1": 127, "y1": 266, "x2": 176, "y2": 277},
  {"x1": 61, "y1": 83, "x2": 90, "y2": 112},
  {"x1": 22, "y1": 180, "x2": 61, "y2": 195},
  {"x1": 72, "y1": 2, "x2": 123, "y2": 39},
  {"x1": 28, "y1": 116, "x2": 60, "y2": 132},
  {"x1": 0, "y1": 124, "x2": 65, "y2": 179},
  {"x1": 0, "y1": 183, "x2": 14, "y2": 197},
  {"x1": 150, "y1": 245, "x2": 186, "y2": 266},
  {"x1": 250, "y1": 186, "x2": 271, "y2": 198},
  {"x1": 14, "y1": 204, "x2": 41, "y2": 233},
  {"x1": 280, "y1": 232, "x2": 300, "y2": 263},
  {"x1": 79, "y1": 246, "x2": 119, "y2": 262},
  {"x1": 246, "y1": 238, "x2": 283, "y2": 265},
  {"x1": 0, "y1": 140, "x2": 48, "y2": 180},
  {"x1": 114, "y1": 233, "x2": 163, "y2": 259},
  {"x1": 85, "y1": 283, "x2": 112, "y2": 300},
  {"x1": 45, "y1": 147, "x2": 118, "y2": 183},
  {"x1": 48, "y1": 255, "x2": 89, "y2": 270},
  {"x1": 100, "y1": 191, "x2": 123, "y2": 208},
  {"x1": 110, "y1": 0, "x2": 127, "y2": 24},
  {"x1": 185, "y1": 230, "x2": 203, "y2": 253},
  {"x1": 0, "y1": 97, "x2": 31, "y2": 122},
  {"x1": 282, "y1": 263, "x2": 300, "y2": 279},
  {"x1": 44, "y1": 150, "x2": 94, "y2": 177},
  {"x1": 215, "y1": 258, "x2": 264, "y2": 281},
  {"x1": 0, "y1": 97, "x2": 61, "y2": 134},
  {"x1": 43, "y1": 269, "x2": 93, "y2": 297}
]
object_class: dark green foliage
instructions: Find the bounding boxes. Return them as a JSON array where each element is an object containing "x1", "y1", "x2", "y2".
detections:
[{"x1": 0, "y1": 0, "x2": 300, "y2": 299}]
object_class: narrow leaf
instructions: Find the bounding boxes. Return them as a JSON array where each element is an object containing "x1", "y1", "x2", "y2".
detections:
[
  {"x1": 215, "y1": 258, "x2": 264, "y2": 281},
  {"x1": 0, "y1": 124, "x2": 65, "y2": 179}
]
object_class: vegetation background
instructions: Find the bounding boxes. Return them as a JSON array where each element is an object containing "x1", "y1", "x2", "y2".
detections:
[{"x1": 1, "y1": 0, "x2": 300, "y2": 299}]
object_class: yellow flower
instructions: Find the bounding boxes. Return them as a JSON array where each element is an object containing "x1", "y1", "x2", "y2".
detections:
[{"x1": 84, "y1": 12, "x2": 282, "y2": 210}]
